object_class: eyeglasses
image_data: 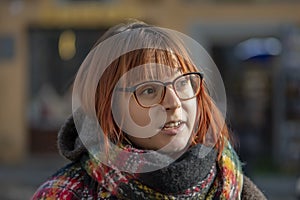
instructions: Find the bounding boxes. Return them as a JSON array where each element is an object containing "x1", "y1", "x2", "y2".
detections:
[{"x1": 117, "y1": 72, "x2": 203, "y2": 108}]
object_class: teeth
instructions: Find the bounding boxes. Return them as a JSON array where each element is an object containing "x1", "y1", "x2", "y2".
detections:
[{"x1": 163, "y1": 121, "x2": 181, "y2": 129}]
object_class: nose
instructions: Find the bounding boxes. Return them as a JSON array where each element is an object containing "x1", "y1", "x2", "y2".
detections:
[{"x1": 161, "y1": 86, "x2": 181, "y2": 110}]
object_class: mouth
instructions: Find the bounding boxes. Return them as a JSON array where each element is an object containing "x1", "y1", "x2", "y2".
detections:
[{"x1": 160, "y1": 120, "x2": 185, "y2": 135}]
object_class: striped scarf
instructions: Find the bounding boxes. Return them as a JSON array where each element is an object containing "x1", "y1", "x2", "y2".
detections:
[{"x1": 82, "y1": 142, "x2": 243, "y2": 200}]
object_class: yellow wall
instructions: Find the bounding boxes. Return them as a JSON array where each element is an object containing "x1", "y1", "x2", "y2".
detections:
[{"x1": 0, "y1": 0, "x2": 300, "y2": 163}]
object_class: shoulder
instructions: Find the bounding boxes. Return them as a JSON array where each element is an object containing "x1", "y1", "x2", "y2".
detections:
[
  {"x1": 241, "y1": 175, "x2": 267, "y2": 200},
  {"x1": 31, "y1": 161, "x2": 97, "y2": 199}
]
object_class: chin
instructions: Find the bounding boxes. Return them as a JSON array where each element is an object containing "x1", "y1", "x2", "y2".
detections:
[{"x1": 159, "y1": 140, "x2": 189, "y2": 153}]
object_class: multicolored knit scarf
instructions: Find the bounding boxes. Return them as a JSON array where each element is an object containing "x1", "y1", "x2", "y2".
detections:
[{"x1": 82, "y1": 142, "x2": 243, "y2": 199}]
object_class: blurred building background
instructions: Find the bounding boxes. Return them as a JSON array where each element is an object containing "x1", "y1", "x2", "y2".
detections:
[{"x1": 0, "y1": 0, "x2": 299, "y2": 199}]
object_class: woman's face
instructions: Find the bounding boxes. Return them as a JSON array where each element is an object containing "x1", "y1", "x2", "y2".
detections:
[{"x1": 114, "y1": 66, "x2": 198, "y2": 153}]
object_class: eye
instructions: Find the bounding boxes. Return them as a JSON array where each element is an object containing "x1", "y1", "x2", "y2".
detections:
[
  {"x1": 141, "y1": 87, "x2": 155, "y2": 95},
  {"x1": 137, "y1": 85, "x2": 157, "y2": 96},
  {"x1": 176, "y1": 78, "x2": 189, "y2": 88},
  {"x1": 179, "y1": 79, "x2": 188, "y2": 86}
]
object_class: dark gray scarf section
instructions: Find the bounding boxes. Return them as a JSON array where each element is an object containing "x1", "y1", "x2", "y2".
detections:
[{"x1": 135, "y1": 144, "x2": 217, "y2": 194}]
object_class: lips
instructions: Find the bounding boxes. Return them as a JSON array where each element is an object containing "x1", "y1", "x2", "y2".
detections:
[
  {"x1": 162, "y1": 121, "x2": 183, "y2": 130},
  {"x1": 160, "y1": 120, "x2": 185, "y2": 135}
]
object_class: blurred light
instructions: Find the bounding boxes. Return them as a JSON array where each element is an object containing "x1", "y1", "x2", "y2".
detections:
[
  {"x1": 234, "y1": 37, "x2": 282, "y2": 61},
  {"x1": 58, "y1": 30, "x2": 76, "y2": 61},
  {"x1": 265, "y1": 37, "x2": 282, "y2": 56}
]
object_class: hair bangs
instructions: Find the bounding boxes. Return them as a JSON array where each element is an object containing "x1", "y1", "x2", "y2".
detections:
[{"x1": 116, "y1": 48, "x2": 198, "y2": 88}]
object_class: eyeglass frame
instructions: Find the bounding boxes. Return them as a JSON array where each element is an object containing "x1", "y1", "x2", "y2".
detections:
[{"x1": 116, "y1": 72, "x2": 204, "y2": 108}]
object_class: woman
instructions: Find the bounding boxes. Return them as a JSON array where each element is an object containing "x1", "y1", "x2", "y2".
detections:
[{"x1": 32, "y1": 20, "x2": 266, "y2": 199}]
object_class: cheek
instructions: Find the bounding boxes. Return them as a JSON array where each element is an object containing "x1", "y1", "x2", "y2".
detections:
[
  {"x1": 129, "y1": 96, "x2": 151, "y2": 126},
  {"x1": 183, "y1": 99, "x2": 197, "y2": 124}
]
